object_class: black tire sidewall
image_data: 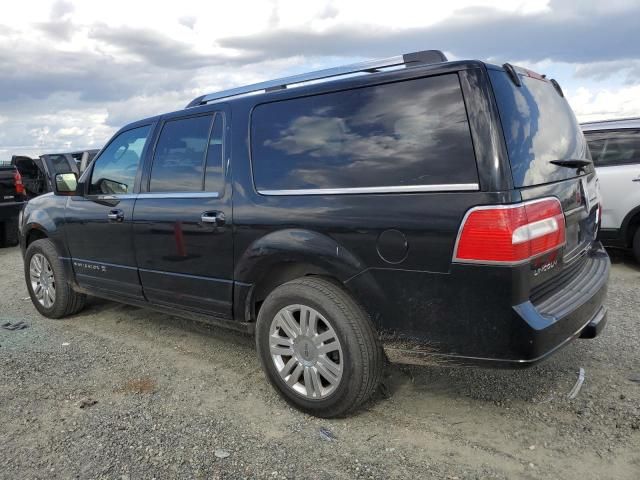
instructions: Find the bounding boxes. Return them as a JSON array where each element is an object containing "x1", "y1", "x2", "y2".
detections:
[{"x1": 256, "y1": 281, "x2": 368, "y2": 416}]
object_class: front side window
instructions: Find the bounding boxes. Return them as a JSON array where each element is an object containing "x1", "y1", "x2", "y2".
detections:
[
  {"x1": 149, "y1": 115, "x2": 213, "y2": 192},
  {"x1": 89, "y1": 125, "x2": 151, "y2": 195},
  {"x1": 584, "y1": 130, "x2": 640, "y2": 167},
  {"x1": 251, "y1": 74, "x2": 477, "y2": 192}
]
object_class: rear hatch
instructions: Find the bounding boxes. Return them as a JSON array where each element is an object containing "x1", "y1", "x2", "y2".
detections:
[{"x1": 488, "y1": 65, "x2": 600, "y2": 293}]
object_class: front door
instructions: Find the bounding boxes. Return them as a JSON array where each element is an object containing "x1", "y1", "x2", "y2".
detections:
[
  {"x1": 65, "y1": 124, "x2": 153, "y2": 300},
  {"x1": 132, "y1": 111, "x2": 234, "y2": 318}
]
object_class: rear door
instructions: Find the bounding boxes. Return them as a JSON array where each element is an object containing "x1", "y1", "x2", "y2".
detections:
[
  {"x1": 583, "y1": 129, "x2": 640, "y2": 230},
  {"x1": 489, "y1": 66, "x2": 599, "y2": 286},
  {"x1": 132, "y1": 109, "x2": 234, "y2": 318},
  {"x1": 65, "y1": 124, "x2": 153, "y2": 300}
]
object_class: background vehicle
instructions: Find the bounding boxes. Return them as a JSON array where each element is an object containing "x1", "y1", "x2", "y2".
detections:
[
  {"x1": 42, "y1": 149, "x2": 99, "y2": 175},
  {"x1": 0, "y1": 162, "x2": 26, "y2": 247},
  {"x1": 582, "y1": 118, "x2": 640, "y2": 262},
  {"x1": 20, "y1": 50, "x2": 608, "y2": 417},
  {"x1": 10, "y1": 150, "x2": 96, "y2": 199}
]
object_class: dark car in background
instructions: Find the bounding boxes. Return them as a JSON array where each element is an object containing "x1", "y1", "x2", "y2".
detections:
[
  {"x1": 1, "y1": 150, "x2": 98, "y2": 248},
  {"x1": 12, "y1": 150, "x2": 98, "y2": 199},
  {"x1": 0, "y1": 162, "x2": 26, "y2": 246},
  {"x1": 19, "y1": 50, "x2": 609, "y2": 417}
]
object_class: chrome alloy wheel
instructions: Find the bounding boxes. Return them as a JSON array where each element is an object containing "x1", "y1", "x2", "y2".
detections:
[
  {"x1": 269, "y1": 304, "x2": 344, "y2": 399},
  {"x1": 30, "y1": 253, "x2": 56, "y2": 308}
]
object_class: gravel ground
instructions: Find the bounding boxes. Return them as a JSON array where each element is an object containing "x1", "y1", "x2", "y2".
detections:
[{"x1": 1, "y1": 245, "x2": 639, "y2": 479}]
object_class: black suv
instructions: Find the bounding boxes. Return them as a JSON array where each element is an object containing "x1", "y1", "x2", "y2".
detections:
[{"x1": 20, "y1": 50, "x2": 609, "y2": 417}]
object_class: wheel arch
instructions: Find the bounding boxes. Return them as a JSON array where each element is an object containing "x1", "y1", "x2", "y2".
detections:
[
  {"x1": 25, "y1": 226, "x2": 48, "y2": 247},
  {"x1": 234, "y1": 229, "x2": 386, "y2": 326}
]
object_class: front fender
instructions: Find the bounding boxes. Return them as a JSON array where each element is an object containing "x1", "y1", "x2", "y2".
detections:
[{"x1": 21, "y1": 194, "x2": 71, "y2": 259}]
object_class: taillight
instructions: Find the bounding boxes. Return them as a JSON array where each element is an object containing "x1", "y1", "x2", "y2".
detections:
[
  {"x1": 14, "y1": 170, "x2": 25, "y2": 195},
  {"x1": 454, "y1": 198, "x2": 565, "y2": 264}
]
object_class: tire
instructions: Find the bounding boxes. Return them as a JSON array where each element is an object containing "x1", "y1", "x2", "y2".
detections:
[
  {"x1": 24, "y1": 239, "x2": 86, "y2": 319},
  {"x1": 633, "y1": 228, "x2": 640, "y2": 264},
  {"x1": 255, "y1": 277, "x2": 383, "y2": 418}
]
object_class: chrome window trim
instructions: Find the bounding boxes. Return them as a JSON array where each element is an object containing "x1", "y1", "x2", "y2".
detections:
[
  {"x1": 94, "y1": 192, "x2": 219, "y2": 201},
  {"x1": 138, "y1": 192, "x2": 220, "y2": 199},
  {"x1": 257, "y1": 183, "x2": 479, "y2": 196}
]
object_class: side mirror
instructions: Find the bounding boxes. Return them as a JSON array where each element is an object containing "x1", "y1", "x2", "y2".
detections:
[{"x1": 54, "y1": 172, "x2": 78, "y2": 195}]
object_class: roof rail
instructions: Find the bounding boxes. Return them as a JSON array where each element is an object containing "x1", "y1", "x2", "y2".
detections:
[{"x1": 186, "y1": 50, "x2": 448, "y2": 108}]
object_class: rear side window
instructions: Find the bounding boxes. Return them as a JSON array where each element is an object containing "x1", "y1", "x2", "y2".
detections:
[
  {"x1": 204, "y1": 114, "x2": 224, "y2": 192},
  {"x1": 251, "y1": 74, "x2": 477, "y2": 192},
  {"x1": 584, "y1": 130, "x2": 640, "y2": 167},
  {"x1": 150, "y1": 115, "x2": 212, "y2": 192}
]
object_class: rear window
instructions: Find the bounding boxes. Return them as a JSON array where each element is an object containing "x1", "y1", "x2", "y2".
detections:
[
  {"x1": 584, "y1": 130, "x2": 640, "y2": 167},
  {"x1": 489, "y1": 69, "x2": 592, "y2": 187},
  {"x1": 251, "y1": 74, "x2": 478, "y2": 192}
]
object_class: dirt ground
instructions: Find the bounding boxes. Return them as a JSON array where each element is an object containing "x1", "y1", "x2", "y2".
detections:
[{"x1": 1, "y1": 245, "x2": 639, "y2": 479}]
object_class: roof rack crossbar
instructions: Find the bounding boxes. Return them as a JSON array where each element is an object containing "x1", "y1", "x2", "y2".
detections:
[{"x1": 186, "y1": 49, "x2": 447, "y2": 108}]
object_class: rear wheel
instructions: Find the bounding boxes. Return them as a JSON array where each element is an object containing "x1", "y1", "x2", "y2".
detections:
[
  {"x1": 255, "y1": 277, "x2": 383, "y2": 417},
  {"x1": 25, "y1": 239, "x2": 86, "y2": 318},
  {"x1": 633, "y1": 227, "x2": 640, "y2": 264}
]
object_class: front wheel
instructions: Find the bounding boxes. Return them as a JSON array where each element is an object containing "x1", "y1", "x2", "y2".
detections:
[
  {"x1": 255, "y1": 277, "x2": 383, "y2": 417},
  {"x1": 25, "y1": 239, "x2": 86, "y2": 318}
]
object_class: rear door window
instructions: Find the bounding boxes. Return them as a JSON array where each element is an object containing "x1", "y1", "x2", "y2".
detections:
[
  {"x1": 150, "y1": 115, "x2": 213, "y2": 192},
  {"x1": 251, "y1": 74, "x2": 478, "y2": 192},
  {"x1": 204, "y1": 114, "x2": 224, "y2": 193},
  {"x1": 584, "y1": 130, "x2": 640, "y2": 167}
]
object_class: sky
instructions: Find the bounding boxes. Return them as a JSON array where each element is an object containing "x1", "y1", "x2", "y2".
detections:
[{"x1": 1, "y1": 0, "x2": 640, "y2": 159}]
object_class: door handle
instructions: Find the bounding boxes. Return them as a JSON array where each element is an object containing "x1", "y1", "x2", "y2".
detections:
[
  {"x1": 201, "y1": 211, "x2": 225, "y2": 226},
  {"x1": 107, "y1": 209, "x2": 124, "y2": 222},
  {"x1": 632, "y1": 176, "x2": 640, "y2": 182}
]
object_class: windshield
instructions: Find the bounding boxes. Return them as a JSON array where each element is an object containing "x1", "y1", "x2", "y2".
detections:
[{"x1": 489, "y1": 68, "x2": 592, "y2": 187}]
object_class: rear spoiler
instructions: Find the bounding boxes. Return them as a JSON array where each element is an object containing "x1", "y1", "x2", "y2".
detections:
[{"x1": 502, "y1": 63, "x2": 564, "y2": 97}]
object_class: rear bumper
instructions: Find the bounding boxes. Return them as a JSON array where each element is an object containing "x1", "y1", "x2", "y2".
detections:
[
  {"x1": 508, "y1": 243, "x2": 610, "y2": 364},
  {"x1": 579, "y1": 305, "x2": 607, "y2": 339},
  {"x1": 382, "y1": 243, "x2": 610, "y2": 367}
]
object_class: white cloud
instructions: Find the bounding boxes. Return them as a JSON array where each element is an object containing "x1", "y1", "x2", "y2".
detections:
[
  {"x1": 569, "y1": 85, "x2": 640, "y2": 122},
  {"x1": 0, "y1": 0, "x2": 639, "y2": 160}
]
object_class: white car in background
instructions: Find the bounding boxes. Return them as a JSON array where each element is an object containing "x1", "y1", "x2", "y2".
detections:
[{"x1": 582, "y1": 117, "x2": 640, "y2": 262}]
